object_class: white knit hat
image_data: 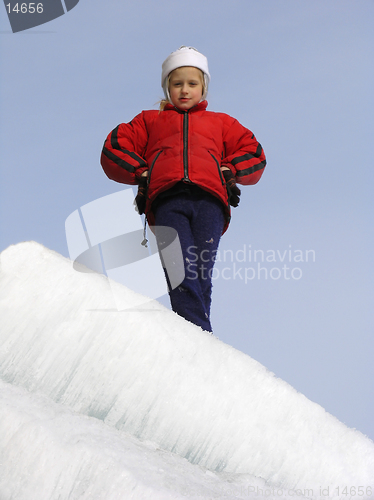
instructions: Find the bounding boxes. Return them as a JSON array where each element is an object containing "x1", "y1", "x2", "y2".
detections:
[{"x1": 161, "y1": 46, "x2": 210, "y2": 101}]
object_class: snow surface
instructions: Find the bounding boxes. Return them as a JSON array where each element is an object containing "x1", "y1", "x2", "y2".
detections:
[
  {"x1": 0, "y1": 380, "x2": 289, "y2": 500},
  {"x1": 0, "y1": 241, "x2": 373, "y2": 499}
]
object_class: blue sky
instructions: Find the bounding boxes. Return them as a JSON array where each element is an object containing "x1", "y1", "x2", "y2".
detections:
[{"x1": 1, "y1": 0, "x2": 373, "y2": 441}]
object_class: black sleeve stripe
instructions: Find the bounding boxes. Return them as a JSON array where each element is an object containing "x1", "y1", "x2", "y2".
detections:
[
  {"x1": 232, "y1": 153, "x2": 254, "y2": 165},
  {"x1": 111, "y1": 125, "x2": 120, "y2": 147},
  {"x1": 231, "y1": 144, "x2": 263, "y2": 166},
  {"x1": 236, "y1": 160, "x2": 266, "y2": 177},
  {"x1": 102, "y1": 147, "x2": 136, "y2": 173},
  {"x1": 256, "y1": 143, "x2": 263, "y2": 158},
  {"x1": 111, "y1": 125, "x2": 147, "y2": 168}
]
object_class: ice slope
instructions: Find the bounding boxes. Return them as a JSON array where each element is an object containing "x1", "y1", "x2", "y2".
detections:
[
  {"x1": 0, "y1": 241, "x2": 373, "y2": 499},
  {"x1": 1, "y1": 379, "x2": 290, "y2": 500}
]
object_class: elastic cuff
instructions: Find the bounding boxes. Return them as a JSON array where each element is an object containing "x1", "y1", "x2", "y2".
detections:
[
  {"x1": 135, "y1": 167, "x2": 148, "y2": 181},
  {"x1": 220, "y1": 164, "x2": 235, "y2": 174}
]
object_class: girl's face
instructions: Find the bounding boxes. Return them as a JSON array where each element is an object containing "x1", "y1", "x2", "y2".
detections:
[{"x1": 168, "y1": 66, "x2": 204, "y2": 110}]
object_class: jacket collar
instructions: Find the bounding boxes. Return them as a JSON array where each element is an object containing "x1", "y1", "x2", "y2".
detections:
[{"x1": 164, "y1": 100, "x2": 208, "y2": 113}]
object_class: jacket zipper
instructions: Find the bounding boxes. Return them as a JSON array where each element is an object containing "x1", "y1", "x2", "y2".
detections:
[
  {"x1": 183, "y1": 111, "x2": 190, "y2": 181},
  {"x1": 209, "y1": 151, "x2": 225, "y2": 185},
  {"x1": 147, "y1": 150, "x2": 163, "y2": 186},
  {"x1": 209, "y1": 151, "x2": 231, "y2": 209}
]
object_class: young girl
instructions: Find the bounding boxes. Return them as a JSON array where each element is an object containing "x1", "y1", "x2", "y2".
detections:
[{"x1": 101, "y1": 46, "x2": 266, "y2": 333}]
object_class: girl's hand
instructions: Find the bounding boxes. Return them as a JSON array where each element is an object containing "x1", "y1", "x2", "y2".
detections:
[
  {"x1": 222, "y1": 169, "x2": 241, "y2": 207},
  {"x1": 135, "y1": 176, "x2": 148, "y2": 214}
]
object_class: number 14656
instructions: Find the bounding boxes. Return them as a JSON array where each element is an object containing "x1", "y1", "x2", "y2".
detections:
[{"x1": 6, "y1": 3, "x2": 44, "y2": 14}]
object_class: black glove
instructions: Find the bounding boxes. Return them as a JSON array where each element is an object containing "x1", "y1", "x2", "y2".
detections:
[
  {"x1": 134, "y1": 176, "x2": 148, "y2": 215},
  {"x1": 222, "y1": 169, "x2": 241, "y2": 207}
]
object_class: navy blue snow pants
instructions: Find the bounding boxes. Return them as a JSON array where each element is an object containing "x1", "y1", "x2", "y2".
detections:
[{"x1": 154, "y1": 189, "x2": 225, "y2": 332}]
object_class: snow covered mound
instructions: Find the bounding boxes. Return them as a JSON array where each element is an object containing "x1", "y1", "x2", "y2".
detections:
[
  {"x1": 1, "y1": 241, "x2": 373, "y2": 499},
  {"x1": 1, "y1": 379, "x2": 287, "y2": 500}
]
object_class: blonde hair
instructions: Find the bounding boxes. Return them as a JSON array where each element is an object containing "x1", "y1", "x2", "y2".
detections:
[
  {"x1": 158, "y1": 73, "x2": 172, "y2": 112},
  {"x1": 158, "y1": 68, "x2": 206, "y2": 112}
]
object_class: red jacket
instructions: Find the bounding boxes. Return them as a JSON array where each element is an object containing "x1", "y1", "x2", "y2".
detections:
[{"x1": 101, "y1": 101, "x2": 266, "y2": 232}]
